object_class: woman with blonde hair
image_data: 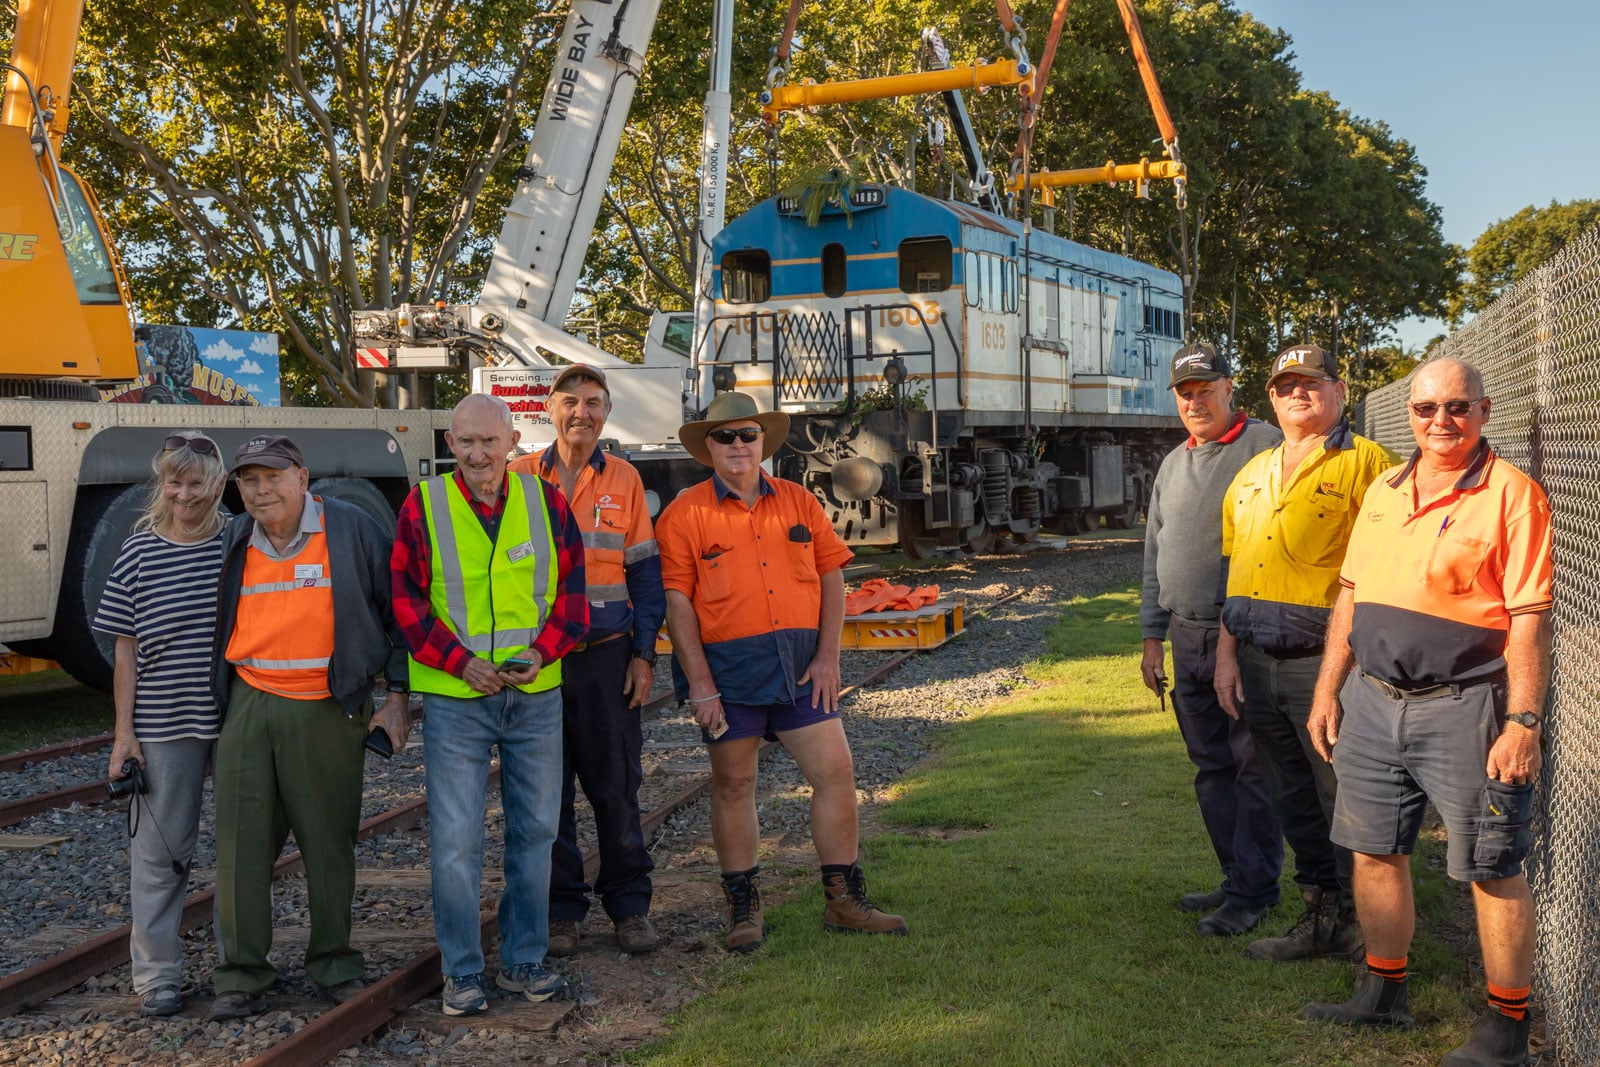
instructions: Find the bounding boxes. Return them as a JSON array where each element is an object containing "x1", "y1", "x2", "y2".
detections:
[{"x1": 92, "y1": 431, "x2": 229, "y2": 1017}]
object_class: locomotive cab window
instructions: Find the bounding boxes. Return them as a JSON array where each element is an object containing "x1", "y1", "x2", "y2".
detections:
[
  {"x1": 821, "y1": 243, "x2": 847, "y2": 298},
  {"x1": 721, "y1": 250, "x2": 771, "y2": 304},
  {"x1": 898, "y1": 237, "x2": 952, "y2": 293}
]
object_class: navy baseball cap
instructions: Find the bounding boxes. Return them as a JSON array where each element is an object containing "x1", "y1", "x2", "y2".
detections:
[{"x1": 1170, "y1": 343, "x2": 1230, "y2": 388}]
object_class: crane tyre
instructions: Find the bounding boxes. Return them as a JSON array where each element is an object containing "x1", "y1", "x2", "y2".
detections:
[
  {"x1": 13, "y1": 484, "x2": 148, "y2": 692},
  {"x1": 309, "y1": 477, "x2": 396, "y2": 538}
]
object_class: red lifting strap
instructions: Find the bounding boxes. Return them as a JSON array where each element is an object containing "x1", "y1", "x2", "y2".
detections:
[
  {"x1": 1114, "y1": 0, "x2": 1178, "y2": 146},
  {"x1": 1013, "y1": 0, "x2": 1072, "y2": 161},
  {"x1": 775, "y1": 0, "x2": 806, "y2": 63},
  {"x1": 992, "y1": 0, "x2": 1020, "y2": 34}
]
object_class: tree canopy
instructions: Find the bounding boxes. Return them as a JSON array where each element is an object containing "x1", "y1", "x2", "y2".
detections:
[
  {"x1": 1452, "y1": 198, "x2": 1600, "y2": 320},
  {"x1": 21, "y1": 0, "x2": 1461, "y2": 407}
]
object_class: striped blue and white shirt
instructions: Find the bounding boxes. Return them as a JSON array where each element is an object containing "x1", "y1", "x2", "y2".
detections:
[{"x1": 93, "y1": 528, "x2": 226, "y2": 742}]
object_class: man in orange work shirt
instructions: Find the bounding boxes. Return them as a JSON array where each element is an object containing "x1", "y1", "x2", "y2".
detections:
[
  {"x1": 507, "y1": 365, "x2": 666, "y2": 956},
  {"x1": 655, "y1": 392, "x2": 908, "y2": 953},
  {"x1": 1301, "y1": 358, "x2": 1552, "y2": 1067}
]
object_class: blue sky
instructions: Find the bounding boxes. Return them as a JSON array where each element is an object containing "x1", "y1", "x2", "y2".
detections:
[{"x1": 1236, "y1": 1, "x2": 1598, "y2": 350}]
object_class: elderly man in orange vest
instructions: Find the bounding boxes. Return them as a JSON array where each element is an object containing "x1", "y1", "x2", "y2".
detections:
[
  {"x1": 507, "y1": 365, "x2": 666, "y2": 957},
  {"x1": 208, "y1": 435, "x2": 411, "y2": 1021}
]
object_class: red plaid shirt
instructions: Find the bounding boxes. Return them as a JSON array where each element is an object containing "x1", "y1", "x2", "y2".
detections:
[{"x1": 391, "y1": 470, "x2": 587, "y2": 678}]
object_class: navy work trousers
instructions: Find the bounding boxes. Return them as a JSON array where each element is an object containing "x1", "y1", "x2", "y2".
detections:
[
  {"x1": 1168, "y1": 619, "x2": 1283, "y2": 910},
  {"x1": 1238, "y1": 641, "x2": 1353, "y2": 908},
  {"x1": 549, "y1": 637, "x2": 654, "y2": 923}
]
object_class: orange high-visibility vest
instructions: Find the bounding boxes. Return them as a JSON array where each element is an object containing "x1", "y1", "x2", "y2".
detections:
[{"x1": 225, "y1": 523, "x2": 336, "y2": 700}]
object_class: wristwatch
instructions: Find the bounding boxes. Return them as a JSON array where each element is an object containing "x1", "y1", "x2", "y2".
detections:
[
  {"x1": 1506, "y1": 711, "x2": 1541, "y2": 730},
  {"x1": 387, "y1": 683, "x2": 410, "y2": 696},
  {"x1": 634, "y1": 651, "x2": 658, "y2": 668}
]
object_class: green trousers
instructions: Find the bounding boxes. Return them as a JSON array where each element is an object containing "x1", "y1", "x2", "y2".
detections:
[{"x1": 212, "y1": 680, "x2": 368, "y2": 993}]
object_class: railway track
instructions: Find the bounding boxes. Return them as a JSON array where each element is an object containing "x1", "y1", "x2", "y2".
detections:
[{"x1": 0, "y1": 551, "x2": 1107, "y2": 1066}]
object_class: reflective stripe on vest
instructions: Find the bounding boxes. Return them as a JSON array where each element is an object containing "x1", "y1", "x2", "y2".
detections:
[
  {"x1": 408, "y1": 473, "x2": 562, "y2": 696},
  {"x1": 225, "y1": 533, "x2": 335, "y2": 700}
]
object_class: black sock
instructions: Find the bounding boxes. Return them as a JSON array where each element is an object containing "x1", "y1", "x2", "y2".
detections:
[
  {"x1": 820, "y1": 862, "x2": 855, "y2": 880},
  {"x1": 721, "y1": 865, "x2": 759, "y2": 883}
]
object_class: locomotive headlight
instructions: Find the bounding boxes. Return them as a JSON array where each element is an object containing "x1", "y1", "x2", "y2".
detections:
[
  {"x1": 882, "y1": 357, "x2": 906, "y2": 387},
  {"x1": 711, "y1": 366, "x2": 736, "y2": 392}
]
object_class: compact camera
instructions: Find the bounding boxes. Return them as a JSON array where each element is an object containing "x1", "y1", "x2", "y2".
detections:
[{"x1": 105, "y1": 758, "x2": 149, "y2": 800}]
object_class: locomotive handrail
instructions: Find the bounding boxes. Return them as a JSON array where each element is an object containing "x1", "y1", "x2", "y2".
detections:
[{"x1": 843, "y1": 301, "x2": 961, "y2": 450}]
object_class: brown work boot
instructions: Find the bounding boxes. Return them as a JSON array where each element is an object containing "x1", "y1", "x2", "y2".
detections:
[
  {"x1": 547, "y1": 920, "x2": 580, "y2": 958},
  {"x1": 720, "y1": 868, "x2": 767, "y2": 954},
  {"x1": 821, "y1": 863, "x2": 908, "y2": 935},
  {"x1": 614, "y1": 915, "x2": 661, "y2": 954},
  {"x1": 1247, "y1": 887, "x2": 1354, "y2": 961}
]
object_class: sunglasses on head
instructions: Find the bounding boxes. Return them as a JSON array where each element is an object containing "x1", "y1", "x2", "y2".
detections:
[
  {"x1": 1408, "y1": 399, "x2": 1482, "y2": 420},
  {"x1": 708, "y1": 427, "x2": 763, "y2": 445},
  {"x1": 163, "y1": 434, "x2": 220, "y2": 457}
]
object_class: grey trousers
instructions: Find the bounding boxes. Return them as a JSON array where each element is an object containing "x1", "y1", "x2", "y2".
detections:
[{"x1": 129, "y1": 737, "x2": 212, "y2": 993}]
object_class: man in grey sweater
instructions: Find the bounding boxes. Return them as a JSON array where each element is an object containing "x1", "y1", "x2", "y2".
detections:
[{"x1": 1140, "y1": 344, "x2": 1284, "y2": 937}]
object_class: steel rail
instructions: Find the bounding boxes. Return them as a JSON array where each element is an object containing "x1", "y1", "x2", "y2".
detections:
[
  {"x1": 0, "y1": 733, "x2": 113, "y2": 774},
  {"x1": 0, "y1": 693, "x2": 681, "y2": 1017},
  {"x1": 0, "y1": 779, "x2": 111, "y2": 828}
]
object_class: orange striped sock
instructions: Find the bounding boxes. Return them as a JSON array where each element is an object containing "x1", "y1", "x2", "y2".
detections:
[
  {"x1": 1366, "y1": 954, "x2": 1407, "y2": 983},
  {"x1": 1487, "y1": 982, "x2": 1530, "y2": 1021}
]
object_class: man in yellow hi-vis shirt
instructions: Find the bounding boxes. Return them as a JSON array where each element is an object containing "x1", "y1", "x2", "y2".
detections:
[{"x1": 1215, "y1": 344, "x2": 1395, "y2": 963}]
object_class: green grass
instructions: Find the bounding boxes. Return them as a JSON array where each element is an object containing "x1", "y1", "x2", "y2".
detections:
[
  {"x1": 637, "y1": 585, "x2": 1487, "y2": 1066},
  {"x1": 0, "y1": 670, "x2": 114, "y2": 753}
]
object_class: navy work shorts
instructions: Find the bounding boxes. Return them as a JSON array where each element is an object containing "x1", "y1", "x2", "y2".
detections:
[
  {"x1": 1330, "y1": 670, "x2": 1534, "y2": 882},
  {"x1": 702, "y1": 697, "x2": 840, "y2": 744}
]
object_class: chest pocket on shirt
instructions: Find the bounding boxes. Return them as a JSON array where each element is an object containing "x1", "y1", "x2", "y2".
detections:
[
  {"x1": 1424, "y1": 531, "x2": 1491, "y2": 595},
  {"x1": 697, "y1": 544, "x2": 737, "y2": 602},
  {"x1": 788, "y1": 524, "x2": 819, "y2": 585},
  {"x1": 1284, "y1": 487, "x2": 1355, "y2": 570}
]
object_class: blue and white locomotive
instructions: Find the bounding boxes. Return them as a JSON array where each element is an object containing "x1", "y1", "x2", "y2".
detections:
[{"x1": 697, "y1": 183, "x2": 1185, "y2": 557}]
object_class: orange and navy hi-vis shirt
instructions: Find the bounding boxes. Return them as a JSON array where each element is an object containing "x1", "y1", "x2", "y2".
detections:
[
  {"x1": 225, "y1": 507, "x2": 336, "y2": 699},
  {"x1": 1340, "y1": 441, "x2": 1553, "y2": 688},
  {"x1": 508, "y1": 445, "x2": 665, "y2": 659},
  {"x1": 656, "y1": 472, "x2": 853, "y2": 705}
]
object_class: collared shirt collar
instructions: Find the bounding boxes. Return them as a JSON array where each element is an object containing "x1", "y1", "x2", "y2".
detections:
[
  {"x1": 1187, "y1": 411, "x2": 1247, "y2": 450},
  {"x1": 247, "y1": 491, "x2": 324, "y2": 560},
  {"x1": 1323, "y1": 416, "x2": 1355, "y2": 452},
  {"x1": 1387, "y1": 437, "x2": 1494, "y2": 491},
  {"x1": 537, "y1": 442, "x2": 606, "y2": 477},
  {"x1": 713, "y1": 470, "x2": 775, "y2": 502},
  {"x1": 452, "y1": 467, "x2": 508, "y2": 506}
]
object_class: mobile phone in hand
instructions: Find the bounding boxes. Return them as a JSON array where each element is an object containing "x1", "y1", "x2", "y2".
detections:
[
  {"x1": 707, "y1": 717, "x2": 729, "y2": 740},
  {"x1": 500, "y1": 657, "x2": 535, "y2": 672},
  {"x1": 364, "y1": 726, "x2": 394, "y2": 759}
]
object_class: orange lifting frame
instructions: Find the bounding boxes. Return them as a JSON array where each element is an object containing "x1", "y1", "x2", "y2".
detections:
[
  {"x1": 1009, "y1": 156, "x2": 1185, "y2": 194},
  {"x1": 760, "y1": 59, "x2": 1033, "y2": 126}
]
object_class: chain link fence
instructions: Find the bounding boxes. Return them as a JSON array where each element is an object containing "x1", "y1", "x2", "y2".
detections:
[{"x1": 1359, "y1": 223, "x2": 1600, "y2": 1066}]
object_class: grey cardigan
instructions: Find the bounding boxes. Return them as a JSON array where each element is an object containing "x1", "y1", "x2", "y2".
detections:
[{"x1": 212, "y1": 496, "x2": 407, "y2": 718}]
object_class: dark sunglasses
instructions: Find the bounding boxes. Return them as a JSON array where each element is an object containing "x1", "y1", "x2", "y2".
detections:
[
  {"x1": 163, "y1": 434, "x2": 220, "y2": 457},
  {"x1": 1269, "y1": 376, "x2": 1327, "y2": 396},
  {"x1": 708, "y1": 427, "x2": 763, "y2": 445},
  {"x1": 1408, "y1": 399, "x2": 1482, "y2": 420}
]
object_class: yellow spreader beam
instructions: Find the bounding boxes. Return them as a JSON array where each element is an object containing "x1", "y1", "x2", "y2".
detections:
[
  {"x1": 761, "y1": 59, "x2": 1032, "y2": 126},
  {"x1": 1008, "y1": 156, "x2": 1186, "y2": 193}
]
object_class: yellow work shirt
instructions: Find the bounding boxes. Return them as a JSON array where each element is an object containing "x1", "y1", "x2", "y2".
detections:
[{"x1": 1220, "y1": 419, "x2": 1395, "y2": 654}]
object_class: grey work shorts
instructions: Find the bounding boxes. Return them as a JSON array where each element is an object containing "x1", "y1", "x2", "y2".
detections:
[{"x1": 1329, "y1": 670, "x2": 1534, "y2": 882}]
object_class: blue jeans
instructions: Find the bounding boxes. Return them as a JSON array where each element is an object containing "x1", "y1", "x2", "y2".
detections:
[{"x1": 424, "y1": 686, "x2": 563, "y2": 978}]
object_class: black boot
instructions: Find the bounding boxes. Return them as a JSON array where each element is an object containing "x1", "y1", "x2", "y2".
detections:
[
  {"x1": 1439, "y1": 1012, "x2": 1532, "y2": 1067},
  {"x1": 1300, "y1": 971, "x2": 1414, "y2": 1029}
]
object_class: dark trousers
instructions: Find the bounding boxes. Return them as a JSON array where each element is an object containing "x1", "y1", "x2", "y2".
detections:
[
  {"x1": 549, "y1": 637, "x2": 654, "y2": 922},
  {"x1": 1237, "y1": 641, "x2": 1352, "y2": 908},
  {"x1": 1168, "y1": 620, "x2": 1283, "y2": 909}
]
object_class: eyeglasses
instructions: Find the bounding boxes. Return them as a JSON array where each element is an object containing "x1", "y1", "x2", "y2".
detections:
[
  {"x1": 708, "y1": 427, "x2": 763, "y2": 445},
  {"x1": 1408, "y1": 398, "x2": 1483, "y2": 420},
  {"x1": 1270, "y1": 376, "x2": 1327, "y2": 397},
  {"x1": 163, "y1": 434, "x2": 220, "y2": 457}
]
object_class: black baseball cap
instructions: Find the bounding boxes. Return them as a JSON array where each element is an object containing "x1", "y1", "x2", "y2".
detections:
[
  {"x1": 1170, "y1": 343, "x2": 1230, "y2": 388},
  {"x1": 231, "y1": 434, "x2": 305, "y2": 473},
  {"x1": 1267, "y1": 344, "x2": 1339, "y2": 386}
]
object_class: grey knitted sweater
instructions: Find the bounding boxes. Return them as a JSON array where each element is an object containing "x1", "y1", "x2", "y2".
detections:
[{"x1": 1140, "y1": 417, "x2": 1282, "y2": 639}]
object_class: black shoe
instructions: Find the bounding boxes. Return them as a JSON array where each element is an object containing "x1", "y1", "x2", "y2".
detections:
[
  {"x1": 1180, "y1": 888, "x2": 1227, "y2": 913},
  {"x1": 1196, "y1": 899, "x2": 1268, "y2": 937},
  {"x1": 1247, "y1": 887, "x2": 1356, "y2": 961},
  {"x1": 1440, "y1": 1012, "x2": 1532, "y2": 1067},
  {"x1": 1300, "y1": 971, "x2": 1414, "y2": 1030},
  {"x1": 206, "y1": 990, "x2": 266, "y2": 1021}
]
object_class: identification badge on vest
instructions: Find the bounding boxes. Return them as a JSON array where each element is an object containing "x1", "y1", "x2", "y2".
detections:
[
  {"x1": 294, "y1": 563, "x2": 324, "y2": 582},
  {"x1": 506, "y1": 541, "x2": 536, "y2": 563}
]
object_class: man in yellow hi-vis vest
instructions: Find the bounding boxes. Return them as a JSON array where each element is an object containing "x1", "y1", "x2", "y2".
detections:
[{"x1": 391, "y1": 394, "x2": 588, "y2": 1017}]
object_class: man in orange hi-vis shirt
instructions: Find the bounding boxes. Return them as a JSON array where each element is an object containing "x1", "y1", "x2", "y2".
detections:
[{"x1": 207, "y1": 435, "x2": 411, "y2": 1021}]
